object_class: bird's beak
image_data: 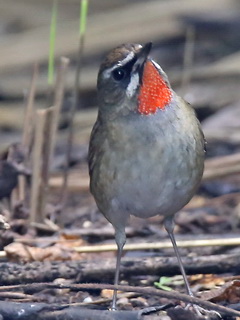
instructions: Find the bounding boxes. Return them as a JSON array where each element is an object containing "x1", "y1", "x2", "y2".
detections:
[{"x1": 132, "y1": 42, "x2": 152, "y2": 75}]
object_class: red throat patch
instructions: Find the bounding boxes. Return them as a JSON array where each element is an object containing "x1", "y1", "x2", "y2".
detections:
[{"x1": 138, "y1": 61, "x2": 172, "y2": 115}]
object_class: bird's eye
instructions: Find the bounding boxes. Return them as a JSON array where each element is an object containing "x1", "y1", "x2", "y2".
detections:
[{"x1": 112, "y1": 68, "x2": 126, "y2": 81}]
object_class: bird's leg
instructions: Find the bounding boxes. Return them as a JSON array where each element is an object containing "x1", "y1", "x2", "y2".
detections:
[
  {"x1": 164, "y1": 218, "x2": 219, "y2": 316},
  {"x1": 111, "y1": 228, "x2": 126, "y2": 311},
  {"x1": 111, "y1": 243, "x2": 124, "y2": 310},
  {"x1": 164, "y1": 217, "x2": 193, "y2": 297}
]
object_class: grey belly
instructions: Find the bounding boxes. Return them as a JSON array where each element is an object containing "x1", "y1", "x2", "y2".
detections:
[{"x1": 107, "y1": 150, "x2": 200, "y2": 219}]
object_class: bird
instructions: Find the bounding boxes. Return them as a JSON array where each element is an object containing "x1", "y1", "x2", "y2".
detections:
[
  {"x1": 0, "y1": 143, "x2": 30, "y2": 201},
  {"x1": 0, "y1": 161, "x2": 20, "y2": 200},
  {"x1": 88, "y1": 42, "x2": 205, "y2": 310}
]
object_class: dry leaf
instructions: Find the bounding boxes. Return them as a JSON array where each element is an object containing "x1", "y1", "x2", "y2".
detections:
[
  {"x1": 101, "y1": 289, "x2": 114, "y2": 299},
  {"x1": 190, "y1": 274, "x2": 225, "y2": 289},
  {"x1": 4, "y1": 241, "x2": 85, "y2": 263},
  {"x1": 200, "y1": 280, "x2": 240, "y2": 304}
]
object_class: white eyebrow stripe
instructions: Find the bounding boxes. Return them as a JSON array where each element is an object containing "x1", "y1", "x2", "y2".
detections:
[
  {"x1": 126, "y1": 73, "x2": 139, "y2": 97},
  {"x1": 103, "y1": 51, "x2": 139, "y2": 79},
  {"x1": 120, "y1": 51, "x2": 135, "y2": 66}
]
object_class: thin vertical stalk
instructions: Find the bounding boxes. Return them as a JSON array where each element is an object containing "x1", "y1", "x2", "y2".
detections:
[
  {"x1": 48, "y1": 0, "x2": 58, "y2": 86},
  {"x1": 39, "y1": 107, "x2": 54, "y2": 222},
  {"x1": 30, "y1": 110, "x2": 47, "y2": 223},
  {"x1": 181, "y1": 26, "x2": 195, "y2": 95},
  {"x1": 30, "y1": 108, "x2": 54, "y2": 224},
  {"x1": 18, "y1": 63, "x2": 39, "y2": 204},
  {"x1": 60, "y1": 0, "x2": 88, "y2": 207},
  {"x1": 49, "y1": 57, "x2": 70, "y2": 165}
]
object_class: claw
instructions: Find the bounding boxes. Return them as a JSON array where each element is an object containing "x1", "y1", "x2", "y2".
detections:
[{"x1": 185, "y1": 304, "x2": 222, "y2": 319}]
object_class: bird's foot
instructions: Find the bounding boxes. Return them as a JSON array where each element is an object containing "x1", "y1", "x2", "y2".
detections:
[
  {"x1": 109, "y1": 302, "x2": 117, "y2": 311},
  {"x1": 185, "y1": 303, "x2": 222, "y2": 319},
  {"x1": 109, "y1": 307, "x2": 117, "y2": 311}
]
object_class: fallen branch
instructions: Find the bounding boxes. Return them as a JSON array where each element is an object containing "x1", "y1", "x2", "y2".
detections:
[
  {"x1": 0, "y1": 282, "x2": 239, "y2": 317},
  {"x1": 0, "y1": 300, "x2": 143, "y2": 320},
  {"x1": 0, "y1": 253, "x2": 240, "y2": 285}
]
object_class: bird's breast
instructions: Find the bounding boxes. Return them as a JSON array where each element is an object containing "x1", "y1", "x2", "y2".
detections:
[{"x1": 90, "y1": 98, "x2": 205, "y2": 222}]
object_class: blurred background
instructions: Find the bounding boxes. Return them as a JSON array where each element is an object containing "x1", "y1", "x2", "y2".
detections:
[
  {"x1": 1, "y1": 0, "x2": 240, "y2": 152},
  {"x1": 0, "y1": 0, "x2": 240, "y2": 307},
  {"x1": 0, "y1": 0, "x2": 240, "y2": 222}
]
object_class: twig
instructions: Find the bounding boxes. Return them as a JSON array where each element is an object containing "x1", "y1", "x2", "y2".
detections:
[
  {"x1": 49, "y1": 173, "x2": 89, "y2": 192},
  {"x1": 30, "y1": 110, "x2": 46, "y2": 223},
  {"x1": 203, "y1": 164, "x2": 240, "y2": 181},
  {"x1": 55, "y1": 283, "x2": 240, "y2": 316},
  {"x1": 30, "y1": 109, "x2": 53, "y2": 224},
  {"x1": 30, "y1": 221, "x2": 59, "y2": 233},
  {"x1": 48, "y1": 0, "x2": 58, "y2": 86},
  {"x1": 0, "y1": 292, "x2": 37, "y2": 301},
  {"x1": 205, "y1": 152, "x2": 240, "y2": 168},
  {"x1": 0, "y1": 236, "x2": 239, "y2": 260},
  {"x1": 0, "y1": 282, "x2": 239, "y2": 317},
  {"x1": 18, "y1": 63, "x2": 39, "y2": 204},
  {"x1": 74, "y1": 237, "x2": 240, "y2": 253},
  {"x1": 22, "y1": 63, "x2": 39, "y2": 149},
  {"x1": 38, "y1": 108, "x2": 55, "y2": 223},
  {"x1": 180, "y1": 26, "x2": 195, "y2": 95},
  {"x1": 50, "y1": 57, "x2": 70, "y2": 165},
  {"x1": 60, "y1": 0, "x2": 88, "y2": 210},
  {"x1": 203, "y1": 152, "x2": 240, "y2": 180},
  {"x1": 60, "y1": 43, "x2": 84, "y2": 204},
  {"x1": 14, "y1": 225, "x2": 138, "y2": 243}
]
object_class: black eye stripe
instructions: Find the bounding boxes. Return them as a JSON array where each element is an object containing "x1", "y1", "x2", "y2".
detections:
[
  {"x1": 121, "y1": 56, "x2": 137, "y2": 73},
  {"x1": 111, "y1": 56, "x2": 137, "y2": 83}
]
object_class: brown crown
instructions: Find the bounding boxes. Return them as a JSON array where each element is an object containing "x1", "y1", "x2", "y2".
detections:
[{"x1": 99, "y1": 43, "x2": 142, "y2": 73}]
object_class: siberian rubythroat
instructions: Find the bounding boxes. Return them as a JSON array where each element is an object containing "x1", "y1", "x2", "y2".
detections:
[{"x1": 88, "y1": 43, "x2": 205, "y2": 309}]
